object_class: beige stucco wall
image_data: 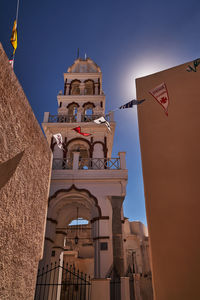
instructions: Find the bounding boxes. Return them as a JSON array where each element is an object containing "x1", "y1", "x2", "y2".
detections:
[
  {"x1": 136, "y1": 60, "x2": 200, "y2": 300},
  {"x1": 0, "y1": 44, "x2": 52, "y2": 300}
]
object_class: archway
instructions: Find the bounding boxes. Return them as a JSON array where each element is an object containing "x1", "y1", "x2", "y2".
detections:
[{"x1": 41, "y1": 185, "x2": 102, "y2": 278}]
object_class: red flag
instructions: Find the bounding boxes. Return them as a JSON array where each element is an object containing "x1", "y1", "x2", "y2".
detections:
[
  {"x1": 73, "y1": 126, "x2": 91, "y2": 136},
  {"x1": 149, "y1": 82, "x2": 169, "y2": 116}
]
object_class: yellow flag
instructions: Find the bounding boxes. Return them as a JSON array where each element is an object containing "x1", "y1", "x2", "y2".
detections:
[{"x1": 10, "y1": 20, "x2": 17, "y2": 54}]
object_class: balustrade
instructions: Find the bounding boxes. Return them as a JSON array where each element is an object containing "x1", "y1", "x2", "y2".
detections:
[
  {"x1": 48, "y1": 114, "x2": 110, "y2": 123},
  {"x1": 52, "y1": 157, "x2": 120, "y2": 170}
]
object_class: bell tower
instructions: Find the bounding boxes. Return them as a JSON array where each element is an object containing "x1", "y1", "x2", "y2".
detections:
[{"x1": 42, "y1": 57, "x2": 128, "y2": 278}]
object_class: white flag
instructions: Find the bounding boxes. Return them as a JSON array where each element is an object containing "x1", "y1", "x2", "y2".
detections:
[
  {"x1": 53, "y1": 133, "x2": 64, "y2": 150},
  {"x1": 94, "y1": 117, "x2": 111, "y2": 131}
]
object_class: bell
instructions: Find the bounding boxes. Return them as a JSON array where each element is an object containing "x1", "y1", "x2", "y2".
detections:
[{"x1": 75, "y1": 235, "x2": 79, "y2": 244}]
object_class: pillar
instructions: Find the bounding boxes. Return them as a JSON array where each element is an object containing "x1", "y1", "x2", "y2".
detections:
[
  {"x1": 65, "y1": 83, "x2": 70, "y2": 95},
  {"x1": 118, "y1": 152, "x2": 126, "y2": 169},
  {"x1": 80, "y1": 82, "x2": 85, "y2": 95},
  {"x1": 43, "y1": 112, "x2": 50, "y2": 122},
  {"x1": 73, "y1": 152, "x2": 80, "y2": 170},
  {"x1": 95, "y1": 83, "x2": 99, "y2": 95},
  {"x1": 110, "y1": 196, "x2": 125, "y2": 277},
  {"x1": 121, "y1": 277, "x2": 130, "y2": 300}
]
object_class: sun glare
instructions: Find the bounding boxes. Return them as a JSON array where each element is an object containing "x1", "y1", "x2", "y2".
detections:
[{"x1": 122, "y1": 55, "x2": 177, "y2": 98}]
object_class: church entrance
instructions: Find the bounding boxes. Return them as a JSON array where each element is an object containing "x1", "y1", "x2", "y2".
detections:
[{"x1": 39, "y1": 185, "x2": 103, "y2": 282}]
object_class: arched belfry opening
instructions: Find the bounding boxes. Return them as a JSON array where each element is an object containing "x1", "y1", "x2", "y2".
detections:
[
  {"x1": 67, "y1": 140, "x2": 90, "y2": 169},
  {"x1": 70, "y1": 80, "x2": 81, "y2": 95}
]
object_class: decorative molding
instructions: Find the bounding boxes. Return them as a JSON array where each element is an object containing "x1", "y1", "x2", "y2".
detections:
[
  {"x1": 66, "y1": 102, "x2": 80, "y2": 108},
  {"x1": 66, "y1": 137, "x2": 92, "y2": 158},
  {"x1": 66, "y1": 137, "x2": 91, "y2": 148},
  {"x1": 82, "y1": 102, "x2": 95, "y2": 108},
  {"x1": 49, "y1": 184, "x2": 102, "y2": 217},
  {"x1": 83, "y1": 79, "x2": 95, "y2": 83}
]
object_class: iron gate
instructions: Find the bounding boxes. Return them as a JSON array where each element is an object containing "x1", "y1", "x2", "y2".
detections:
[{"x1": 34, "y1": 261, "x2": 91, "y2": 300}]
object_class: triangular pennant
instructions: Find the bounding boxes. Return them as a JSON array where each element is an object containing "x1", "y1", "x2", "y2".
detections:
[{"x1": 149, "y1": 82, "x2": 169, "y2": 116}]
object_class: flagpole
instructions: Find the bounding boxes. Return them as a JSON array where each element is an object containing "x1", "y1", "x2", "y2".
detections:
[
  {"x1": 13, "y1": 0, "x2": 20, "y2": 67},
  {"x1": 16, "y1": 0, "x2": 20, "y2": 25}
]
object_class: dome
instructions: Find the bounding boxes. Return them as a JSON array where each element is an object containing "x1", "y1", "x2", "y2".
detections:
[{"x1": 67, "y1": 57, "x2": 101, "y2": 73}]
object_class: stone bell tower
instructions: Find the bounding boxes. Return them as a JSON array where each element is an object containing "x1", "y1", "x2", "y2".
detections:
[{"x1": 42, "y1": 57, "x2": 128, "y2": 278}]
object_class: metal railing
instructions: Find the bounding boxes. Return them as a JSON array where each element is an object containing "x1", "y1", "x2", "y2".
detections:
[
  {"x1": 52, "y1": 158, "x2": 73, "y2": 170},
  {"x1": 48, "y1": 115, "x2": 77, "y2": 123},
  {"x1": 48, "y1": 114, "x2": 110, "y2": 123},
  {"x1": 52, "y1": 158, "x2": 120, "y2": 170},
  {"x1": 79, "y1": 158, "x2": 120, "y2": 170},
  {"x1": 81, "y1": 114, "x2": 110, "y2": 122}
]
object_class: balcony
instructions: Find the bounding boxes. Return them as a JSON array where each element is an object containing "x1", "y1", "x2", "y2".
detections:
[
  {"x1": 43, "y1": 112, "x2": 113, "y2": 123},
  {"x1": 52, "y1": 152, "x2": 126, "y2": 171}
]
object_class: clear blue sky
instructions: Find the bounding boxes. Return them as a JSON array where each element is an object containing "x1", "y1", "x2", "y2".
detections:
[{"x1": 1, "y1": 0, "x2": 200, "y2": 225}]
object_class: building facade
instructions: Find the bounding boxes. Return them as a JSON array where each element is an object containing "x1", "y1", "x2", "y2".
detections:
[{"x1": 41, "y1": 57, "x2": 128, "y2": 278}]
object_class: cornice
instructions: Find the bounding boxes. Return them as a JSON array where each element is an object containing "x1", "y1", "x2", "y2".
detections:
[
  {"x1": 51, "y1": 169, "x2": 128, "y2": 181},
  {"x1": 57, "y1": 95, "x2": 105, "y2": 102},
  {"x1": 63, "y1": 72, "x2": 102, "y2": 81}
]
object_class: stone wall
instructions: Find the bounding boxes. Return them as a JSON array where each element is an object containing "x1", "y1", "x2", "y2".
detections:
[{"x1": 0, "y1": 44, "x2": 52, "y2": 299}]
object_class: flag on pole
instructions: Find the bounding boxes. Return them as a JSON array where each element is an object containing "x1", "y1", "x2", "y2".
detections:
[
  {"x1": 73, "y1": 126, "x2": 91, "y2": 136},
  {"x1": 119, "y1": 99, "x2": 145, "y2": 109},
  {"x1": 53, "y1": 133, "x2": 64, "y2": 150},
  {"x1": 10, "y1": 20, "x2": 17, "y2": 55},
  {"x1": 94, "y1": 116, "x2": 111, "y2": 131},
  {"x1": 149, "y1": 82, "x2": 169, "y2": 116}
]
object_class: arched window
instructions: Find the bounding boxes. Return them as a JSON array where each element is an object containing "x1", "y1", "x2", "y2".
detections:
[
  {"x1": 83, "y1": 102, "x2": 95, "y2": 121},
  {"x1": 67, "y1": 103, "x2": 79, "y2": 122},
  {"x1": 67, "y1": 141, "x2": 90, "y2": 169},
  {"x1": 84, "y1": 80, "x2": 94, "y2": 95},
  {"x1": 70, "y1": 80, "x2": 81, "y2": 95}
]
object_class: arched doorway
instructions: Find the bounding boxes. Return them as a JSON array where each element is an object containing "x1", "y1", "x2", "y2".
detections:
[{"x1": 41, "y1": 185, "x2": 102, "y2": 278}]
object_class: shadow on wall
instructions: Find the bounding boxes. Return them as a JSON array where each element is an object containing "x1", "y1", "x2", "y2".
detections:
[{"x1": 0, "y1": 151, "x2": 24, "y2": 190}]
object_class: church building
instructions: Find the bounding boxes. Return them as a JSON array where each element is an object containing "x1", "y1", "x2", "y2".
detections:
[{"x1": 39, "y1": 57, "x2": 152, "y2": 298}]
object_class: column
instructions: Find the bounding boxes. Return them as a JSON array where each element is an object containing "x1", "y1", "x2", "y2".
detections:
[
  {"x1": 110, "y1": 196, "x2": 125, "y2": 277},
  {"x1": 121, "y1": 277, "x2": 130, "y2": 300},
  {"x1": 118, "y1": 152, "x2": 126, "y2": 169},
  {"x1": 95, "y1": 83, "x2": 99, "y2": 95},
  {"x1": 65, "y1": 83, "x2": 70, "y2": 95},
  {"x1": 73, "y1": 152, "x2": 80, "y2": 170},
  {"x1": 80, "y1": 82, "x2": 85, "y2": 95},
  {"x1": 43, "y1": 112, "x2": 49, "y2": 123}
]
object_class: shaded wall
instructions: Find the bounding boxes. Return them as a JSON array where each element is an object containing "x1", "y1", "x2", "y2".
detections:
[
  {"x1": 136, "y1": 61, "x2": 200, "y2": 300},
  {"x1": 0, "y1": 44, "x2": 52, "y2": 299}
]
